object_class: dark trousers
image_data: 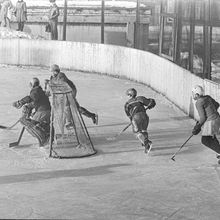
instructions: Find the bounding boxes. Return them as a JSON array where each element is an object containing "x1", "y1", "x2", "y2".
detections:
[
  {"x1": 17, "y1": 22, "x2": 24, "y2": 31},
  {"x1": 78, "y1": 106, "x2": 95, "y2": 119},
  {"x1": 50, "y1": 21, "x2": 58, "y2": 40},
  {"x1": 201, "y1": 135, "x2": 220, "y2": 154},
  {"x1": 65, "y1": 105, "x2": 95, "y2": 124},
  {"x1": 132, "y1": 112, "x2": 149, "y2": 146}
]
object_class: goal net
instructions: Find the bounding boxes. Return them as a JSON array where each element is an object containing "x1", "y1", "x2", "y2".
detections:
[{"x1": 49, "y1": 82, "x2": 96, "y2": 158}]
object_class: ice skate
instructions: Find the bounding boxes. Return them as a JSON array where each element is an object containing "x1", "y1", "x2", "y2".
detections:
[
  {"x1": 92, "y1": 114, "x2": 98, "y2": 125},
  {"x1": 144, "y1": 140, "x2": 152, "y2": 155},
  {"x1": 216, "y1": 154, "x2": 220, "y2": 164}
]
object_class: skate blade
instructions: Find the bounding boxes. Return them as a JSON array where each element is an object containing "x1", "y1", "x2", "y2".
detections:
[{"x1": 145, "y1": 143, "x2": 153, "y2": 155}]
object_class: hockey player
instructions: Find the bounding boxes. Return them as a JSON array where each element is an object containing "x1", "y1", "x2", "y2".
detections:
[
  {"x1": 124, "y1": 88, "x2": 156, "y2": 154},
  {"x1": 48, "y1": 64, "x2": 98, "y2": 127},
  {"x1": 12, "y1": 77, "x2": 51, "y2": 146},
  {"x1": 192, "y1": 85, "x2": 220, "y2": 157}
]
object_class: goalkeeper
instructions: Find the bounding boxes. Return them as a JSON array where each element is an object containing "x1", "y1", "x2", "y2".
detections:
[{"x1": 12, "y1": 78, "x2": 51, "y2": 146}]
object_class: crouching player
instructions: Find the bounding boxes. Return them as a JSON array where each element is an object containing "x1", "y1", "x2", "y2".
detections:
[
  {"x1": 124, "y1": 88, "x2": 156, "y2": 154},
  {"x1": 12, "y1": 78, "x2": 51, "y2": 146},
  {"x1": 192, "y1": 85, "x2": 220, "y2": 158}
]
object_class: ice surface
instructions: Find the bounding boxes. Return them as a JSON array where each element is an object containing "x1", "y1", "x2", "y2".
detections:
[{"x1": 1, "y1": 66, "x2": 220, "y2": 220}]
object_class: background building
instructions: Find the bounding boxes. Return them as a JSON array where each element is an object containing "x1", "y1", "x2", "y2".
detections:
[{"x1": 159, "y1": 0, "x2": 220, "y2": 81}]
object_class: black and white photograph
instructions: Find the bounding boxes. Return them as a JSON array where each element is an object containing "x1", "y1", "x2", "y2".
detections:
[{"x1": 0, "y1": 0, "x2": 220, "y2": 219}]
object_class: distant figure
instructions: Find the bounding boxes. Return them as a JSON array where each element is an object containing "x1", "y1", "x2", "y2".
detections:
[
  {"x1": 0, "y1": 0, "x2": 13, "y2": 28},
  {"x1": 15, "y1": 0, "x2": 27, "y2": 31},
  {"x1": 6, "y1": 2, "x2": 14, "y2": 28},
  {"x1": 48, "y1": 0, "x2": 59, "y2": 40}
]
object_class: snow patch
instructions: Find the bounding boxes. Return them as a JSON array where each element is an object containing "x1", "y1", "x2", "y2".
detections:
[
  {"x1": 0, "y1": 27, "x2": 45, "y2": 39},
  {"x1": 10, "y1": 0, "x2": 144, "y2": 8}
]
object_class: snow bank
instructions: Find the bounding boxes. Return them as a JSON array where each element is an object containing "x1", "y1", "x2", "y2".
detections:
[
  {"x1": 10, "y1": 0, "x2": 143, "y2": 8},
  {"x1": 0, "y1": 27, "x2": 45, "y2": 39}
]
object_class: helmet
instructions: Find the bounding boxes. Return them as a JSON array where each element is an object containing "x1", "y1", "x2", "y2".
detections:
[
  {"x1": 126, "y1": 88, "x2": 137, "y2": 98},
  {"x1": 50, "y1": 64, "x2": 60, "y2": 73},
  {"x1": 30, "y1": 77, "x2": 40, "y2": 88},
  {"x1": 192, "y1": 85, "x2": 204, "y2": 96}
]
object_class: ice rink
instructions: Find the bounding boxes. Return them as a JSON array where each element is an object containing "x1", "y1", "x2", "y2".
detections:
[{"x1": 0, "y1": 66, "x2": 220, "y2": 219}]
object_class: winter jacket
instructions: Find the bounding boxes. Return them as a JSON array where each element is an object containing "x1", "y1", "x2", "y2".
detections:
[
  {"x1": 0, "y1": 0, "x2": 12, "y2": 21},
  {"x1": 124, "y1": 96, "x2": 156, "y2": 119},
  {"x1": 20, "y1": 86, "x2": 51, "y2": 112},
  {"x1": 15, "y1": 0, "x2": 27, "y2": 22},
  {"x1": 50, "y1": 72, "x2": 77, "y2": 98},
  {"x1": 196, "y1": 95, "x2": 220, "y2": 125},
  {"x1": 48, "y1": 3, "x2": 59, "y2": 22}
]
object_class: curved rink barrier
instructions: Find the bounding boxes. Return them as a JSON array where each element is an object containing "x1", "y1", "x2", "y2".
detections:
[{"x1": 0, "y1": 38, "x2": 219, "y2": 120}]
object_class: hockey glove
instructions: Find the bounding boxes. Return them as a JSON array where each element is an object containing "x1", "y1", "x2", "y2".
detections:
[
  {"x1": 147, "y1": 99, "x2": 156, "y2": 110},
  {"x1": 22, "y1": 103, "x2": 35, "y2": 118},
  {"x1": 192, "y1": 122, "x2": 201, "y2": 135},
  {"x1": 12, "y1": 100, "x2": 23, "y2": 109}
]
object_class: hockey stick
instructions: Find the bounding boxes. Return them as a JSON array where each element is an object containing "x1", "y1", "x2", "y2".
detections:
[
  {"x1": 106, "y1": 123, "x2": 131, "y2": 141},
  {"x1": 9, "y1": 127, "x2": 25, "y2": 147},
  {"x1": 0, "y1": 125, "x2": 7, "y2": 129},
  {"x1": 0, "y1": 119, "x2": 20, "y2": 130},
  {"x1": 106, "y1": 105, "x2": 153, "y2": 141},
  {"x1": 7, "y1": 119, "x2": 20, "y2": 129},
  {"x1": 171, "y1": 134, "x2": 194, "y2": 161}
]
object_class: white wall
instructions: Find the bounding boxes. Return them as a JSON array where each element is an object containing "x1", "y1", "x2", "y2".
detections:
[{"x1": 0, "y1": 38, "x2": 215, "y2": 120}]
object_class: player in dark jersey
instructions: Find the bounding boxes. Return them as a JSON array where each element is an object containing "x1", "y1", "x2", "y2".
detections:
[
  {"x1": 124, "y1": 88, "x2": 156, "y2": 154},
  {"x1": 192, "y1": 85, "x2": 220, "y2": 158},
  {"x1": 48, "y1": 64, "x2": 98, "y2": 128},
  {"x1": 13, "y1": 78, "x2": 51, "y2": 146}
]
